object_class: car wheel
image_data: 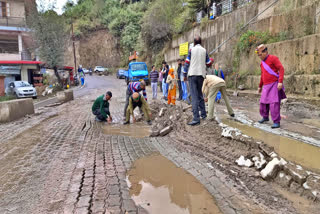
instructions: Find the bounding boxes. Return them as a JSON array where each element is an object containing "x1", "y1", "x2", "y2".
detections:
[
  {"x1": 33, "y1": 96, "x2": 37, "y2": 99},
  {"x1": 14, "y1": 93, "x2": 19, "y2": 99}
]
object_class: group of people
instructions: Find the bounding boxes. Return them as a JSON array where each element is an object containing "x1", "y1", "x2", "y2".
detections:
[{"x1": 92, "y1": 36, "x2": 286, "y2": 129}]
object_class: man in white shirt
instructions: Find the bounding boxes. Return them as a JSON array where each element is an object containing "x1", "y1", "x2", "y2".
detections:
[{"x1": 185, "y1": 36, "x2": 212, "y2": 126}]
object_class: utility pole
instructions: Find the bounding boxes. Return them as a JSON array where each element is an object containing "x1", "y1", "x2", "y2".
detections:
[{"x1": 71, "y1": 20, "x2": 77, "y2": 76}]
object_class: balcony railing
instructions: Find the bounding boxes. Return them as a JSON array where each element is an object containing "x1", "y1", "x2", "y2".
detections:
[
  {"x1": 0, "y1": 16, "x2": 26, "y2": 28},
  {"x1": 217, "y1": 0, "x2": 253, "y2": 16}
]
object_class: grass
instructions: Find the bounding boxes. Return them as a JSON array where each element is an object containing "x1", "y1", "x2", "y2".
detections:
[{"x1": 0, "y1": 96, "x2": 16, "y2": 102}]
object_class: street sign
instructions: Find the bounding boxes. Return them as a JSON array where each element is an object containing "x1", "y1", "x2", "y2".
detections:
[
  {"x1": 0, "y1": 65, "x2": 21, "y2": 75},
  {"x1": 179, "y1": 42, "x2": 189, "y2": 56}
]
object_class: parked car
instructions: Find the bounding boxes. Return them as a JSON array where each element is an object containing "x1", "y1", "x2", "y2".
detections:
[
  {"x1": 94, "y1": 66, "x2": 108, "y2": 73},
  {"x1": 116, "y1": 69, "x2": 126, "y2": 79},
  {"x1": 5, "y1": 81, "x2": 37, "y2": 99},
  {"x1": 83, "y1": 68, "x2": 89, "y2": 74}
]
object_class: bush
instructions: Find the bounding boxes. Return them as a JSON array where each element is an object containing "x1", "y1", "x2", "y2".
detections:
[{"x1": 0, "y1": 96, "x2": 15, "y2": 102}]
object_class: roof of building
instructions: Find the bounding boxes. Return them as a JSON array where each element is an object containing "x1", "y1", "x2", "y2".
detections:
[{"x1": 0, "y1": 60, "x2": 43, "y2": 65}]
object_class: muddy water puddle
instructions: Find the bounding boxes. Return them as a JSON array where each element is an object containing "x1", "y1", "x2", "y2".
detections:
[
  {"x1": 101, "y1": 123, "x2": 151, "y2": 138},
  {"x1": 126, "y1": 154, "x2": 221, "y2": 214},
  {"x1": 222, "y1": 119, "x2": 320, "y2": 173}
]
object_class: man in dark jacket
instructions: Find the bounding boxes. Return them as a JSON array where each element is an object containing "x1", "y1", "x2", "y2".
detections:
[
  {"x1": 92, "y1": 91, "x2": 113, "y2": 122},
  {"x1": 177, "y1": 59, "x2": 183, "y2": 100},
  {"x1": 161, "y1": 61, "x2": 169, "y2": 100}
]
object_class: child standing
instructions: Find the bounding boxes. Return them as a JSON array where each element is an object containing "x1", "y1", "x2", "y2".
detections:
[{"x1": 166, "y1": 68, "x2": 177, "y2": 105}]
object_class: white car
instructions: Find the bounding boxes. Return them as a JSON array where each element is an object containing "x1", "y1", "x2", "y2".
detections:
[
  {"x1": 94, "y1": 66, "x2": 108, "y2": 73},
  {"x1": 82, "y1": 68, "x2": 89, "y2": 74},
  {"x1": 5, "y1": 81, "x2": 37, "y2": 99}
]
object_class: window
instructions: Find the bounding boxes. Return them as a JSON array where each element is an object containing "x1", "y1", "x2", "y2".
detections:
[
  {"x1": 0, "y1": 2, "x2": 10, "y2": 17},
  {"x1": 131, "y1": 64, "x2": 146, "y2": 71}
]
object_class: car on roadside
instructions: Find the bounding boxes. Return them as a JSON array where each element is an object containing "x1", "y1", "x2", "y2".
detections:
[
  {"x1": 83, "y1": 68, "x2": 89, "y2": 74},
  {"x1": 5, "y1": 81, "x2": 37, "y2": 99},
  {"x1": 116, "y1": 69, "x2": 126, "y2": 79},
  {"x1": 94, "y1": 66, "x2": 108, "y2": 73}
]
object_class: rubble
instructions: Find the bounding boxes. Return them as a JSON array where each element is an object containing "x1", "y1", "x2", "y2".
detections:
[
  {"x1": 235, "y1": 156, "x2": 253, "y2": 167},
  {"x1": 260, "y1": 158, "x2": 286, "y2": 180},
  {"x1": 159, "y1": 126, "x2": 173, "y2": 136},
  {"x1": 158, "y1": 108, "x2": 166, "y2": 117},
  {"x1": 283, "y1": 163, "x2": 308, "y2": 185},
  {"x1": 252, "y1": 152, "x2": 267, "y2": 170}
]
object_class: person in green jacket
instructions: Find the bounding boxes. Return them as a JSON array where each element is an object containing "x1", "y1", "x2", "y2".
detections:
[{"x1": 92, "y1": 91, "x2": 113, "y2": 122}]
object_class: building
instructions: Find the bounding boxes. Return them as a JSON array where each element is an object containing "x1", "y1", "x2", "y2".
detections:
[{"x1": 0, "y1": 0, "x2": 40, "y2": 96}]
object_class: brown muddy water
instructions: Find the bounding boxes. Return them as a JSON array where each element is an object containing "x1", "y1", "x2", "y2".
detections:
[
  {"x1": 101, "y1": 123, "x2": 151, "y2": 138},
  {"x1": 126, "y1": 154, "x2": 222, "y2": 214},
  {"x1": 222, "y1": 119, "x2": 320, "y2": 173}
]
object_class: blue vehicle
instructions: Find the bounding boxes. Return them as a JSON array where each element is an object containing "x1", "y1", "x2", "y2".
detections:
[
  {"x1": 124, "y1": 62, "x2": 149, "y2": 85},
  {"x1": 116, "y1": 69, "x2": 126, "y2": 79}
]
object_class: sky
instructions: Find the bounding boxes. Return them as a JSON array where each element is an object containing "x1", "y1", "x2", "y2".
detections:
[{"x1": 36, "y1": 0, "x2": 77, "y2": 15}]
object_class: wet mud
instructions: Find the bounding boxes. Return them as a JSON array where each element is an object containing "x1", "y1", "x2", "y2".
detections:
[
  {"x1": 101, "y1": 123, "x2": 151, "y2": 138},
  {"x1": 126, "y1": 154, "x2": 221, "y2": 214},
  {"x1": 222, "y1": 118, "x2": 320, "y2": 173}
]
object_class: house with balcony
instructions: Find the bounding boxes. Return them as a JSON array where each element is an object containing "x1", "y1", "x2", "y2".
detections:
[{"x1": 0, "y1": 0, "x2": 41, "y2": 96}]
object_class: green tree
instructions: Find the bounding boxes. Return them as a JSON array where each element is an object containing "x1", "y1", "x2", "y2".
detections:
[{"x1": 28, "y1": 10, "x2": 68, "y2": 85}]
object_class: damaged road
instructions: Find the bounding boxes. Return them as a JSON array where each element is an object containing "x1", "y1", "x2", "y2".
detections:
[{"x1": 0, "y1": 75, "x2": 319, "y2": 214}]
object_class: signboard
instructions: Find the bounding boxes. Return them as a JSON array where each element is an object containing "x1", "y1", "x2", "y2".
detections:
[
  {"x1": 179, "y1": 42, "x2": 189, "y2": 56},
  {"x1": 0, "y1": 65, "x2": 21, "y2": 75}
]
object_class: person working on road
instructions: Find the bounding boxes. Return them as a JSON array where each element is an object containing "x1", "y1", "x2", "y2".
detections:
[
  {"x1": 92, "y1": 91, "x2": 113, "y2": 122},
  {"x1": 256, "y1": 44, "x2": 286, "y2": 129},
  {"x1": 123, "y1": 81, "x2": 147, "y2": 118},
  {"x1": 166, "y1": 68, "x2": 177, "y2": 105},
  {"x1": 124, "y1": 92, "x2": 152, "y2": 125},
  {"x1": 202, "y1": 75, "x2": 234, "y2": 121}
]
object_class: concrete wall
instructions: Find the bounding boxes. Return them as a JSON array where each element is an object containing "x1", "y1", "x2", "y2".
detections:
[
  {"x1": 245, "y1": 75, "x2": 320, "y2": 97},
  {"x1": 8, "y1": 1, "x2": 25, "y2": 18},
  {"x1": 21, "y1": 64, "x2": 38, "y2": 82},
  {"x1": 0, "y1": 98, "x2": 34, "y2": 123},
  {"x1": 0, "y1": 53, "x2": 21, "y2": 60},
  {"x1": 0, "y1": 76, "x2": 5, "y2": 96},
  {"x1": 163, "y1": 0, "x2": 320, "y2": 97}
]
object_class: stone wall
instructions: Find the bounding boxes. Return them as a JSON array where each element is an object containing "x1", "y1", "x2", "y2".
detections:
[
  {"x1": 163, "y1": 0, "x2": 320, "y2": 97},
  {"x1": 64, "y1": 30, "x2": 121, "y2": 69}
]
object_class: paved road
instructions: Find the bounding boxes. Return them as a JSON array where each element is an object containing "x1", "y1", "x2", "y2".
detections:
[{"x1": 1, "y1": 76, "x2": 318, "y2": 214}]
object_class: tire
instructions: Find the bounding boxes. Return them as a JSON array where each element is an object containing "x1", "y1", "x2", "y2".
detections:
[
  {"x1": 33, "y1": 96, "x2": 37, "y2": 99},
  {"x1": 126, "y1": 78, "x2": 129, "y2": 85}
]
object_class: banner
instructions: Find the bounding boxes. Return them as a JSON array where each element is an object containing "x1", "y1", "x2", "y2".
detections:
[{"x1": 179, "y1": 42, "x2": 189, "y2": 56}]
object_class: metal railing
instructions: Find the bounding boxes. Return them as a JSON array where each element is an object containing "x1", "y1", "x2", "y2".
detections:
[
  {"x1": 0, "y1": 16, "x2": 26, "y2": 27},
  {"x1": 216, "y1": 0, "x2": 253, "y2": 16},
  {"x1": 209, "y1": 0, "x2": 279, "y2": 55}
]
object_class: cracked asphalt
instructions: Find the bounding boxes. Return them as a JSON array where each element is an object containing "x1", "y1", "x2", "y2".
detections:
[{"x1": 0, "y1": 75, "x2": 318, "y2": 214}]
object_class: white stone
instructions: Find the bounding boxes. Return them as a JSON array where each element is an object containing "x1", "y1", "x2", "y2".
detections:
[
  {"x1": 260, "y1": 158, "x2": 281, "y2": 179},
  {"x1": 236, "y1": 156, "x2": 253, "y2": 167}
]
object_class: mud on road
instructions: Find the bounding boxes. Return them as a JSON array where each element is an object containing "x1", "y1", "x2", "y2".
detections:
[{"x1": 0, "y1": 75, "x2": 319, "y2": 214}]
